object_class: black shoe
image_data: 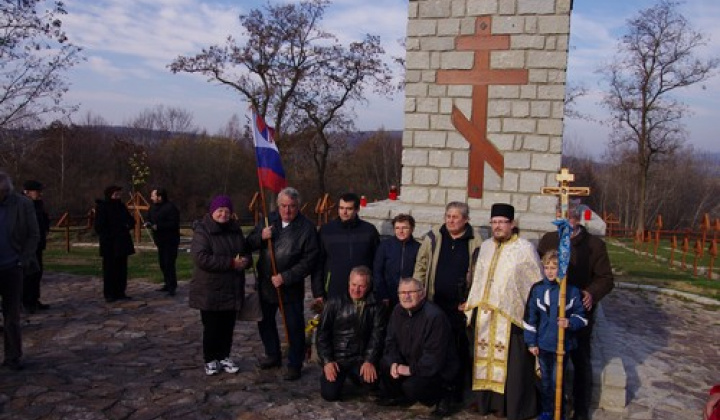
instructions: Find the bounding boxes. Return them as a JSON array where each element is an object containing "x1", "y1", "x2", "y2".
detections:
[
  {"x1": 36, "y1": 302, "x2": 50, "y2": 310},
  {"x1": 257, "y1": 357, "x2": 281, "y2": 370},
  {"x1": 2, "y1": 359, "x2": 24, "y2": 371},
  {"x1": 118, "y1": 295, "x2": 132, "y2": 301},
  {"x1": 376, "y1": 396, "x2": 411, "y2": 407},
  {"x1": 432, "y1": 397, "x2": 453, "y2": 417},
  {"x1": 283, "y1": 366, "x2": 301, "y2": 381}
]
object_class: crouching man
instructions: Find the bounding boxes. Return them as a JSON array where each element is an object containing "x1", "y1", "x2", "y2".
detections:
[
  {"x1": 316, "y1": 266, "x2": 388, "y2": 401},
  {"x1": 377, "y1": 278, "x2": 458, "y2": 417}
]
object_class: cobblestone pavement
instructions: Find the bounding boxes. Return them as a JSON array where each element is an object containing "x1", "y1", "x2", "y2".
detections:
[{"x1": 0, "y1": 274, "x2": 717, "y2": 420}]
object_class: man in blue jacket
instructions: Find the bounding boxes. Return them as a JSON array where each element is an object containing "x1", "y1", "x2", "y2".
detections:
[{"x1": 372, "y1": 214, "x2": 420, "y2": 308}]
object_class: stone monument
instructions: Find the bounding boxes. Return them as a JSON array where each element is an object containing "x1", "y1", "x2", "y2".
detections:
[{"x1": 362, "y1": 0, "x2": 572, "y2": 241}]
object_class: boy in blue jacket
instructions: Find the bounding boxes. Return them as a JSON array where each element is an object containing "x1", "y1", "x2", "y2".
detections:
[{"x1": 524, "y1": 250, "x2": 588, "y2": 420}]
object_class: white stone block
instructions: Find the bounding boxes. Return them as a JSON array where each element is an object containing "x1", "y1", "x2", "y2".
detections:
[
  {"x1": 511, "y1": 35, "x2": 545, "y2": 50},
  {"x1": 492, "y1": 16, "x2": 524, "y2": 34},
  {"x1": 417, "y1": 97, "x2": 440, "y2": 113},
  {"x1": 549, "y1": 136, "x2": 562, "y2": 153},
  {"x1": 487, "y1": 118, "x2": 502, "y2": 133},
  {"x1": 548, "y1": 70, "x2": 566, "y2": 83},
  {"x1": 429, "y1": 188, "x2": 448, "y2": 205},
  {"x1": 405, "y1": 82, "x2": 429, "y2": 97},
  {"x1": 491, "y1": 51, "x2": 525, "y2": 69},
  {"x1": 447, "y1": 132, "x2": 470, "y2": 149},
  {"x1": 440, "y1": 51, "x2": 475, "y2": 69},
  {"x1": 538, "y1": 85, "x2": 565, "y2": 100},
  {"x1": 511, "y1": 101, "x2": 530, "y2": 117},
  {"x1": 405, "y1": 97, "x2": 416, "y2": 113},
  {"x1": 538, "y1": 119, "x2": 563, "y2": 136},
  {"x1": 402, "y1": 167, "x2": 413, "y2": 184},
  {"x1": 488, "y1": 100, "x2": 512, "y2": 117},
  {"x1": 521, "y1": 212, "x2": 559, "y2": 232},
  {"x1": 408, "y1": 2, "x2": 418, "y2": 18},
  {"x1": 405, "y1": 51, "x2": 430, "y2": 70},
  {"x1": 419, "y1": 0, "x2": 452, "y2": 18},
  {"x1": 480, "y1": 191, "x2": 512, "y2": 206},
  {"x1": 488, "y1": 133, "x2": 515, "y2": 150},
  {"x1": 431, "y1": 114, "x2": 455, "y2": 131},
  {"x1": 503, "y1": 171, "x2": 519, "y2": 192},
  {"x1": 452, "y1": 96, "x2": 472, "y2": 118},
  {"x1": 520, "y1": 85, "x2": 538, "y2": 99},
  {"x1": 523, "y1": 135, "x2": 549, "y2": 151},
  {"x1": 438, "y1": 18, "x2": 461, "y2": 35},
  {"x1": 401, "y1": 186, "x2": 430, "y2": 204},
  {"x1": 551, "y1": 101, "x2": 565, "y2": 118},
  {"x1": 529, "y1": 195, "x2": 557, "y2": 214},
  {"x1": 447, "y1": 85, "x2": 473, "y2": 97},
  {"x1": 447, "y1": 188, "x2": 468, "y2": 203},
  {"x1": 531, "y1": 154, "x2": 562, "y2": 171},
  {"x1": 402, "y1": 130, "x2": 414, "y2": 147},
  {"x1": 519, "y1": 171, "x2": 547, "y2": 192},
  {"x1": 460, "y1": 17, "x2": 477, "y2": 35},
  {"x1": 503, "y1": 118, "x2": 536, "y2": 134},
  {"x1": 407, "y1": 20, "x2": 437, "y2": 37},
  {"x1": 505, "y1": 152, "x2": 532, "y2": 169},
  {"x1": 440, "y1": 168, "x2": 468, "y2": 187},
  {"x1": 406, "y1": 37, "x2": 421, "y2": 51},
  {"x1": 403, "y1": 149, "x2": 429, "y2": 166},
  {"x1": 431, "y1": 51, "x2": 441, "y2": 69},
  {"x1": 489, "y1": 85, "x2": 520, "y2": 99},
  {"x1": 545, "y1": 36, "x2": 557, "y2": 50},
  {"x1": 468, "y1": 0, "x2": 498, "y2": 15},
  {"x1": 530, "y1": 101, "x2": 551, "y2": 117},
  {"x1": 453, "y1": 151, "x2": 469, "y2": 168},
  {"x1": 422, "y1": 37, "x2": 456, "y2": 52},
  {"x1": 415, "y1": 168, "x2": 440, "y2": 185},
  {"x1": 528, "y1": 69, "x2": 548, "y2": 83},
  {"x1": 483, "y1": 164, "x2": 502, "y2": 190},
  {"x1": 405, "y1": 113, "x2": 430, "y2": 130},
  {"x1": 538, "y1": 16, "x2": 570, "y2": 34},
  {"x1": 440, "y1": 98, "x2": 454, "y2": 114},
  {"x1": 415, "y1": 131, "x2": 447, "y2": 148},
  {"x1": 429, "y1": 150, "x2": 453, "y2": 167},
  {"x1": 557, "y1": 0, "x2": 572, "y2": 13},
  {"x1": 527, "y1": 51, "x2": 568, "y2": 69},
  {"x1": 498, "y1": 0, "x2": 515, "y2": 14},
  {"x1": 512, "y1": 194, "x2": 529, "y2": 212},
  {"x1": 450, "y1": 1, "x2": 465, "y2": 18},
  {"x1": 524, "y1": 16, "x2": 537, "y2": 33},
  {"x1": 405, "y1": 70, "x2": 422, "y2": 83},
  {"x1": 517, "y1": 0, "x2": 555, "y2": 14}
]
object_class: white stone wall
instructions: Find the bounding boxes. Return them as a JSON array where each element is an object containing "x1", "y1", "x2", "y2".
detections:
[{"x1": 363, "y1": 0, "x2": 571, "y2": 241}]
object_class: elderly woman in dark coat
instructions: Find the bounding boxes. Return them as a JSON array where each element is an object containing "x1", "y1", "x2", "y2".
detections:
[{"x1": 189, "y1": 195, "x2": 252, "y2": 376}]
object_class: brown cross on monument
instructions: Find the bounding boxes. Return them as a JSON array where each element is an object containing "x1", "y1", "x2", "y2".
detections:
[
  {"x1": 540, "y1": 168, "x2": 590, "y2": 219},
  {"x1": 436, "y1": 16, "x2": 530, "y2": 198}
]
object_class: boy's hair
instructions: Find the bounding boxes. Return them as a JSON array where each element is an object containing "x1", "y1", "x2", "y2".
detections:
[{"x1": 541, "y1": 249, "x2": 559, "y2": 265}]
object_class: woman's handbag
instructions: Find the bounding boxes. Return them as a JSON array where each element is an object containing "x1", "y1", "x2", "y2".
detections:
[{"x1": 237, "y1": 290, "x2": 263, "y2": 322}]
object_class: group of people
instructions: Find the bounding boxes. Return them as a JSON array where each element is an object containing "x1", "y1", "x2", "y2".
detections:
[{"x1": 186, "y1": 187, "x2": 614, "y2": 420}]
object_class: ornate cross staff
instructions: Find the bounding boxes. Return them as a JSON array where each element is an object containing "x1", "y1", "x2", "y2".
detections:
[{"x1": 541, "y1": 168, "x2": 590, "y2": 420}]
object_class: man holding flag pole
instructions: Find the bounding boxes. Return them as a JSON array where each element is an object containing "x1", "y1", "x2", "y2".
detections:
[{"x1": 247, "y1": 109, "x2": 320, "y2": 381}]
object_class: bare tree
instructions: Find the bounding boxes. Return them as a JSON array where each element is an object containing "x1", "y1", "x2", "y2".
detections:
[
  {"x1": 0, "y1": 0, "x2": 84, "y2": 128},
  {"x1": 598, "y1": 0, "x2": 719, "y2": 235}
]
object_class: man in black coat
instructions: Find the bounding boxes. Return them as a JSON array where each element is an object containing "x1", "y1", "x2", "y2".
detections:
[
  {"x1": 94, "y1": 185, "x2": 135, "y2": 303},
  {"x1": 247, "y1": 187, "x2": 319, "y2": 381},
  {"x1": 316, "y1": 265, "x2": 388, "y2": 401},
  {"x1": 378, "y1": 278, "x2": 458, "y2": 417},
  {"x1": 313, "y1": 192, "x2": 379, "y2": 300},
  {"x1": 147, "y1": 187, "x2": 181, "y2": 296},
  {"x1": 537, "y1": 206, "x2": 614, "y2": 420},
  {"x1": 22, "y1": 180, "x2": 51, "y2": 313}
]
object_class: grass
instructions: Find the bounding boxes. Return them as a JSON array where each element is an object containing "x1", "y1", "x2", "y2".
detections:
[{"x1": 606, "y1": 239, "x2": 720, "y2": 301}]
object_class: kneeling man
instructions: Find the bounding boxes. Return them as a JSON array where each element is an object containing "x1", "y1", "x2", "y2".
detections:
[
  {"x1": 378, "y1": 278, "x2": 458, "y2": 417},
  {"x1": 316, "y1": 266, "x2": 388, "y2": 401}
]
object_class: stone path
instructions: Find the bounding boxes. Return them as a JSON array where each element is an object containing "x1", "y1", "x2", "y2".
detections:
[{"x1": 0, "y1": 274, "x2": 717, "y2": 420}]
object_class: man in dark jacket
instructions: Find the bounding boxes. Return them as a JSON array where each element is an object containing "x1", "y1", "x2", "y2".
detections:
[
  {"x1": 247, "y1": 187, "x2": 319, "y2": 381},
  {"x1": 94, "y1": 185, "x2": 135, "y2": 303},
  {"x1": 317, "y1": 265, "x2": 388, "y2": 401},
  {"x1": 378, "y1": 278, "x2": 458, "y2": 417},
  {"x1": 147, "y1": 187, "x2": 180, "y2": 296},
  {"x1": 373, "y1": 214, "x2": 420, "y2": 309},
  {"x1": 313, "y1": 192, "x2": 379, "y2": 300},
  {"x1": 22, "y1": 180, "x2": 51, "y2": 313},
  {"x1": 537, "y1": 206, "x2": 614, "y2": 420},
  {"x1": 0, "y1": 171, "x2": 40, "y2": 370}
]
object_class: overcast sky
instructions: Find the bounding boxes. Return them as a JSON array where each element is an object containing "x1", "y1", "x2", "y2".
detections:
[{"x1": 59, "y1": 0, "x2": 720, "y2": 156}]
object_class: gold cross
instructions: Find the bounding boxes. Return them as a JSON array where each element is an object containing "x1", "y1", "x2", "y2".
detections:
[
  {"x1": 478, "y1": 339, "x2": 489, "y2": 351},
  {"x1": 541, "y1": 168, "x2": 590, "y2": 219},
  {"x1": 495, "y1": 341, "x2": 506, "y2": 353}
]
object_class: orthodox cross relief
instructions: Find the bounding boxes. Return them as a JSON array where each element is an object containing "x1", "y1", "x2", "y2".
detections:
[{"x1": 436, "y1": 16, "x2": 530, "y2": 198}]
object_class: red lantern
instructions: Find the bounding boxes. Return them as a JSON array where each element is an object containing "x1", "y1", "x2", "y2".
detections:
[
  {"x1": 388, "y1": 185, "x2": 398, "y2": 200},
  {"x1": 360, "y1": 195, "x2": 367, "y2": 207},
  {"x1": 584, "y1": 209, "x2": 592, "y2": 221}
]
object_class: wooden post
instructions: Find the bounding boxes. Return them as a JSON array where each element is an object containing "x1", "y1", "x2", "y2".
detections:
[
  {"x1": 653, "y1": 215, "x2": 662, "y2": 260},
  {"x1": 708, "y1": 239, "x2": 717, "y2": 280},
  {"x1": 681, "y1": 236, "x2": 689, "y2": 270},
  {"x1": 669, "y1": 235, "x2": 677, "y2": 268},
  {"x1": 540, "y1": 168, "x2": 590, "y2": 420},
  {"x1": 701, "y1": 213, "x2": 711, "y2": 250},
  {"x1": 126, "y1": 192, "x2": 150, "y2": 244},
  {"x1": 693, "y1": 239, "x2": 703, "y2": 276}
]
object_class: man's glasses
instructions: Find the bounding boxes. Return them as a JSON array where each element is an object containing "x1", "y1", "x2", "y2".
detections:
[{"x1": 398, "y1": 290, "x2": 422, "y2": 296}]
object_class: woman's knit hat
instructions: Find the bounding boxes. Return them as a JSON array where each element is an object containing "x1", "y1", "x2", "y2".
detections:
[{"x1": 209, "y1": 195, "x2": 233, "y2": 214}]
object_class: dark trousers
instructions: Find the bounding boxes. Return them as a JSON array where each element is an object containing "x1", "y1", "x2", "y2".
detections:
[
  {"x1": 379, "y1": 367, "x2": 446, "y2": 406},
  {"x1": 200, "y1": 310, "x2": 236, "y2": 363},
  {"x1": 257, "y1": 298, "x2": 305, "y2": 369},
  {"x1": 571, "y1": 324, "x2": 594, "y2": 417},
  {"x1": 22, "y1": 249, "x2": 43, "y2": 306},
  {"x1": 538, "y1": 349, "x2": 570, "y2": 415},
  {"x1": 102, "y1": 254, "x2": 128, "y2": 300},
  {"x1": 0, "y1": 266, "x2": 23, "y2": 363},
  {"x1": 441, "y1": 305, "x2": 470, "y2": 399},
  {"x1": 157, "y1": 243, "x2": 178, "y2": 291},
  {"x1": 320, "y1": 361, "x2": 371, "y2": 401}
]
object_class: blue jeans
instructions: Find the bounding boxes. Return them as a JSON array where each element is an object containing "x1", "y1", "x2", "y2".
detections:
[
  {"x1": 538, "y1": 349, "x2": 570, "y2": 415},
  {"x1": 257, "y1": 299, "x2": 305, "y2": 369}
]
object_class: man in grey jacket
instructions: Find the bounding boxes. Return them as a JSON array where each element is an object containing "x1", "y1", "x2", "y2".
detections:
[{"x1": 0, "y1": 171, "x2": 40, "y2": 370}]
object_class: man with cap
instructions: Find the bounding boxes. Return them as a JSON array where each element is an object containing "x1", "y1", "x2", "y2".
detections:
[
  {"x1": 22, "y1": 180, "x2": 51, "y2": 313},
  {"x1": 462, "y1": 203, "x2": 543, "y2": 420}
]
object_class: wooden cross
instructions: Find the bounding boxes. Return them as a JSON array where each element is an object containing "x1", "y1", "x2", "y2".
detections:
[
  {"x1": 540, "y1": 168, "x2": 590, "y2": 220},
  {"x1": 436, "y1": 16, "x2": 530, "y2": 198},
  {"x1": 126, "y1": 191, "x2": 150, "y2": 243}
]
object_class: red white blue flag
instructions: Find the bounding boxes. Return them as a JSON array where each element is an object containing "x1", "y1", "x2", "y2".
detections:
[{"x1": 251, "y1": 110, "x2": 287, "y2": 194}]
